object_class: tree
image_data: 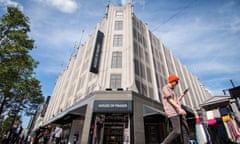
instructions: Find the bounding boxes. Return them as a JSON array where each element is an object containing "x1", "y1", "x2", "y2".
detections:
[
  {"x1": 0, "y1": 115, "x2": 21, "y2": 132},
  {"x1": 0, "y1": 6, "x2": 44, "y2": 119}
]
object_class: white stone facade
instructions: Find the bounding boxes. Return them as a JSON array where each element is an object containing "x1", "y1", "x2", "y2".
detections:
[{"x1": 43, "y1": 3, "x2": 211, "y2": 124}]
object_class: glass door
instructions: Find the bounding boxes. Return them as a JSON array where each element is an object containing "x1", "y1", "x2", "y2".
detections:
[{"x1": 103, "y1": 124, "x2": 124, "y2": 144}]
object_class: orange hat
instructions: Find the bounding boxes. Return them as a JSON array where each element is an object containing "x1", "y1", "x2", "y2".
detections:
[{"x1": 168, "y1": 74, "x2": 179, "y2": 83}]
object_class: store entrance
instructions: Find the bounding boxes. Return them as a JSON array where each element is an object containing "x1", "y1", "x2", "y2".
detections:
[
  {"x1": 103, "y1": 113, "x2": 126, "y2": 144},
  {"x1": 89, "y1": 113, "x2": 129, "y2": 144},
  {"x1": 104, "y1": 123, "x2": 124, "y2": 144}
]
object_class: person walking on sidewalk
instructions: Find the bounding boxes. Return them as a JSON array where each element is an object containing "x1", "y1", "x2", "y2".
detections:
[
  {"x1": 54, "y1": 125, "x2": 62, "y2": 144},
  {"x1": 161, "y1": 74, "x2": 190, "y2": 144}
]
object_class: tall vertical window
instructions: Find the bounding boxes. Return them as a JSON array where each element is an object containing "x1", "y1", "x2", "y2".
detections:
[
  {"x1": 139, "y1": 47, "x2": 144, "y2": 58},
  {"x1": 142, "y1": 83, "x2": 147, "y2": 96},
  {"x1": 145, "y1": 51, "x2": 150, "y2": 64},
  {"x1": 140, "y1": 62, "x2": 146, "y2": 79},
  {"x1": 113, "y1": 34, "x2": 123, "y2": 47},
  {"x1": 135, "y1": 80, "x2": 141, "y2": 92},
  {"x1": 133, "y1": 41, "x2": 138, "y2": 56},
  {"x1": 134, "y1": 59, "x2": 140, "y2": 76},
  {"x1": 133, "y1": 28, "x2": 137, "y2": 40},
  {"x1": 110, "y1": 74, "x2": 121, "y2": 89},
  {"x1": 149, "y1": 87, "x2": 154, "y2": 98},
  {"x1": 146, "y1": 67, "x2": 152, "y2": 83},
  {"x1": 115, "y1": 21, "x2": 123, "y2": 30},
  {"x1": 111, "y1": 51, "x2": 122, "y2": 68}
]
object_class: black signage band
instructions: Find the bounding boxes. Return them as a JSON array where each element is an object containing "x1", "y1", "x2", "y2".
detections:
[{"x1": 90, "y1": 30, "x2": 104, "y2": 73}]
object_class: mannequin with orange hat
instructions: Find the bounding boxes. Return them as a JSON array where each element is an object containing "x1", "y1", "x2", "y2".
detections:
[{"x1": 160, "y1": 74, "x2": 190, "y2": 144}]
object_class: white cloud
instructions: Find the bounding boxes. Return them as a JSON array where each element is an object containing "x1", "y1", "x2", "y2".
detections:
[
  {"x1": 120, "y1": 0, "x2": 129, "y2": 5},
  {"x1": 230, "y1": 16, "x2": 240, "y2": 32},
  {"x1": 1, "y1": 0, "x2": 18, "y2": 6},
  {"x1": 156, "y1": 13, "x2": 240, "y2": 61},
  {"x1": 36, "y1": 0, "x2": 79, "y2": 13},
  {"x1": 189, "y1": 61, "x2": 239, "y2": 76},
  {"x1": 151, "y1": 5, "x2": 240, "y2": 96},
  {"x1": 0, "y1": 0, "x2": 23, "y2": 11},
  {"x1": 119, "y1": 0, "x2": 145, "y2": 7}
]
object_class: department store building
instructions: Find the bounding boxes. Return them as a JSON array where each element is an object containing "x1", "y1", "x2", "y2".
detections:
[{"x1": 42, "y1": 2, "x2": 212, "y2": 144}]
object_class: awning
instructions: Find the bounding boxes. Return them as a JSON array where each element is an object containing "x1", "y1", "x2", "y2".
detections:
[
  {"x1": 200, "y1": 96, "x2": 230, "y2": 110},
  {"x1": 42, "y1": 105, "x2": 87, "y2": 125},
  {"x1": 42, "y1": 93, "x2": 95, "y2": 126},
  {"x1": 143, "y1": 105, "x2": 166, "y2": 117}
]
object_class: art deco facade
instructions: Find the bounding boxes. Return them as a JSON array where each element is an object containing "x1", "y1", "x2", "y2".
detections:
[{"x1": 42, "y1": 3, "x2": 212, "y2": 144}]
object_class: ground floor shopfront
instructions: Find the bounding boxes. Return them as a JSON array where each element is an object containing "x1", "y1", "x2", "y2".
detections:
[
  {"x1": 198, "y1": 96, "x2": 240, "y2": 144},
  {"x1": 43, "y1": 90, "x2": 195, "y2": 144}
]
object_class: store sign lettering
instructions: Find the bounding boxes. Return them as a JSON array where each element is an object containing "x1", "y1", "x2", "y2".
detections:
[
  {"x1": 94, "y1": 100, "x2": 132, "y2": 113},
  {"x1": 98, "y1": 103, "x2": 128, "y2": 108}
]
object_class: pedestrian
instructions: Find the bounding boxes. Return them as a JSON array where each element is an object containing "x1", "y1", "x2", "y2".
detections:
[
  {"x1": 73, "y1": 133, "x2": 78, "y2": 144},
  {"x1": 43, "y1": 129, "x2": 50, "y2": 144},
  {"x1": 161, "y1": 74, "x2": 190, "y2": 144},
  {"x1": 95, "y1": 115, "x2": 104, "y2": 144},
  {"x1": 48, "y1": 127, "x2": 55, "y2": 144},
  {"x1": 9, "y1": 122, "x2": 18, "y2": 143},
  {"x1": 15, "y1": 124, "x2": 23, "y2": 143},
  {"x1": 1, "y1": 134, "x2": 8, "y2": 144},
  {"x1": 54, "y1": 125, "x2": 62, "y2": 144},
  {"x1": 33, "y1": 128, "x2": 41, "y2": 144}
]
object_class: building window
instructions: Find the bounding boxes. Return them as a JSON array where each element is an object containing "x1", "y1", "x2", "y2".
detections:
[
  {"x1": 113, "y1": 34, "x2": 123, "y2": 47},
  {"x1": 135, "y1": 80, "x2": 141, "y2": 92},
  {"x1": 142, "y1": 83, "x2": 147, "y2": 96},
  {"x1": 133, "y1": 41, "x2": 138, "y2": 56},
  {"x1": 115, "y1": 21, "x2": 123, "y2": 30},
  {"x1": 146, "y1": 67, "x2": 152, "y2": 83},
  {"x1": 134, "y1": 59, "x2": 140, "y2": 76},
  {"x1": 143, "y1": 36, "x2": 147, "y2": 48},
  {"x1": 139, "y1": 47, "x2": 144, "y2": 58},
  {"x1": 110, "y1": 74, "x2": 121, "y2": 89},
  {"x1": 111, "y1": 51, "x2": 122, "y2": 68},
  {"x1": 140, "y1": 62, "x2": 146, "y2": 79},
  {"x1": 145, "y1": 51, "x2": 150, "y2": 64},
  {"x1": 149, "y1": 87, "x2": 154, "y2": 98},
  {"x1": 116, "y1": 11, "x2": 123, "y2": 17},
  {"x1": 133, "y1": 28, "x2": 138, "y2": 40}
]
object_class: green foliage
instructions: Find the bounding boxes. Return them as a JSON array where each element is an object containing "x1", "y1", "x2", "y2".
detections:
[
  {"x1": 0, "y1": 115, "x2": 21, "y2": 132},
  {"x1": 0, "y1": 6, "x2": 44, "y2": 118}
]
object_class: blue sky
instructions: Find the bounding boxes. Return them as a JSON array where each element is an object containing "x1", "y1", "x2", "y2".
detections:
[{"x1": 1, "y1": 0, "x2": 240, "y2": 128}]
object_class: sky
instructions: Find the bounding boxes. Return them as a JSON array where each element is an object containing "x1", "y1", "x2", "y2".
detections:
[{"x1": 1, "y1": 0, "x2": 240, "y2": 128}]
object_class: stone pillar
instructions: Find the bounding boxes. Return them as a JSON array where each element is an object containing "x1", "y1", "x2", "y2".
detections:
[
  {"x1": 80, "y1": 103, "x2": 93, "y2": 144},
  {"x1": 69, "y1": 120, "x2": 82, "y2": 144},
  {"x1": 133, "y1": 98, "x2": 145, "y2": 144}
]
